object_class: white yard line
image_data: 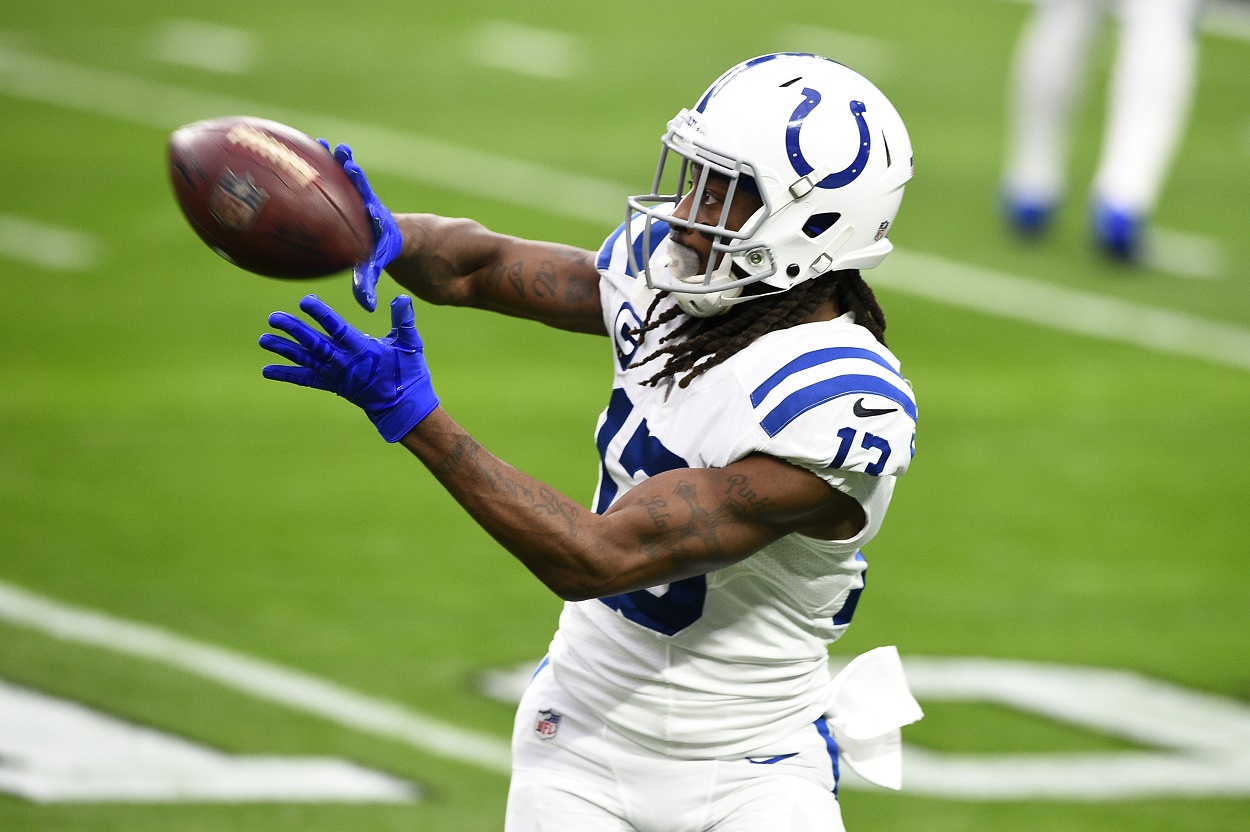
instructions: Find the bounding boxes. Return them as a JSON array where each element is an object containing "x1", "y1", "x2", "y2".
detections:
[
  {"x1": 0, "y1": 680, "x2": 416, "y2": 803},
  {"x1": 775, "y1": 24, "x2": 897, "y2": 81},
  {"x1": 0, "y1": 43, "x2": 1245, "y2": 372},
  {"x1": 878, "y1": 248, "x2": 1250, "y2": 372},
  {"x1": 150, "y1": 20, "x2": 258, "y2": 75},
  {"x1": 8, "y1": 582, "x2": 1250, "y2": 800},
  {"x1": 1147, "y1": 227, "x2": 1230, "y2": 279},
  {"x1": 0, "y1": 42, "x2": 624, "y2": 226},
  {"x1": 0, "y1": 580, "x2": 511, "y2": 774},
  {"x1": 468, "y1": 21, "x2": 585, "y2": 80},
  {"x1": 0, "y1": 214, "x2": 100, "y2": 271}
]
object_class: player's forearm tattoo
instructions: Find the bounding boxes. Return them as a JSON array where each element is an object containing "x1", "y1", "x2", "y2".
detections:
[
  {"x1": 557, "y1": 248, "x2": 598, "y2": 304},
  {"x1": 493, "y1": 248, "x2": 594, "y2": 305},
  {"x1": 483, "y1": 259, "x2": 527, "y2": 298},
  {"x1": 533, "y1": 260, "x2": 558, "y2": 298},
  {"x1": 532, "y1": 486, "x2": 581, "y2": 534},
  {"x1": 431, "y1": 434, "x2": 477, "y2": 480},
  {"x1": 431, "y1": 434, "x2": 581, "y2": 535}
]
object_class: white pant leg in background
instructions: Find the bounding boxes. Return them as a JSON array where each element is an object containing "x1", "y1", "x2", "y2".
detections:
[
  {"x1": 1003, "y1": 0, "x2": 1106, "y2": 206},
  {"x1": 506, "y1": 661, "x2": 844, "y2": 832},
  {"x1": 1092, "y1": 0, "x2": 1202, "y2": 215}
]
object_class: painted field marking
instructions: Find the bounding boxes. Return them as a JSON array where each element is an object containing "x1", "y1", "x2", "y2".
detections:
[
  {"x1": 0, "y1": 214, "x2": 101, "y2": 271},
  {"x1": 5, "y1": 579, "x2": 1250, "y2": 801},
  {"x1": 0, "y1": 42, "x2": 623, "y2": 226},
  {"x1": 0, "y1": 580, "x2": 511, "y2": 774},
  {"x1": 150, "y1": 20, "x2": 258, "y2": 75},
  {"x1": 1148, "y1": 227, "x2": 1230, "y2": 279},
  {"x1": 876, "y1": 249, "x2": 1250, "y2": 372},
  {"x1": 0, "y1": 43, "x2": 1246, "y2": 372},
  {"x1": 0, "y1": 680, "x2": 415, "y2": 803},
  {"x1": 894, "y1": 657, "x2": 1250, "y2": 800},
  {"x1": 468, "y1": 21, "x2": 585, "y2": 80},
  {"x1": 775, "y1": 24, "x2": 897, "y2": 81}
]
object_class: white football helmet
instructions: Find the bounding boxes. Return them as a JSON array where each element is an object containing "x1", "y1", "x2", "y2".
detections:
[{"x1": 626, "y1": 53, "x2": 914, "y2": 317}]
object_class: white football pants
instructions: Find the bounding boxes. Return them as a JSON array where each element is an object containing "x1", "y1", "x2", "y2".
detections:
[
  {"x1": 1002, "y1": 0, "x2": 1203, "y2": 214},
  {"x1": 505, "y1": 661, "x2": 844, "y2": 832}
]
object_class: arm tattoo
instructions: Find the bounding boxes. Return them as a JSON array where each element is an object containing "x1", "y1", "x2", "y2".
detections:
[
  {"x1": 565, "y1": 274, "x2": 598, "y2": 304},
  {"x1": 534, "y1": 260, "x2": 558, "y2": 298},
  {"x1": 641, "y1": 496, "x2": 671, "y2": 530},
  {"x1": 484, "y1": 259, "x2": 526, "y2": 298},
  {"x1": 484, "y1": 250, "x2": 593, "y2": 307},
  {"x1": 431, "y1": 434, "x2": 581, "y2": 535},
  {"x1": 724, "y1": 473, "x2": 777, "y2": 518},
  {"x1": 558, "y1": 248, "x2": 598, "y2": 304},
  {"x1": 533, "y1": 486, "x2": 581, "y2": 534},
  {"x1": 431, "y1": 434, "x2": 477, "y2": 480},
  {"x1": 639, "y1": 481, "x2": 737, "y2": 564}
]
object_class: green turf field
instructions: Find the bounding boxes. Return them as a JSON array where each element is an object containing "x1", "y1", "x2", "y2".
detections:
[{"x1": 1, "y1": 0, "x2": 1248, "y2": 829}]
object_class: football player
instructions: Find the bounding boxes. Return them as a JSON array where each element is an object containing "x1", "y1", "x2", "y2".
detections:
[
  {"x1": 1000, "y1": 0, "x2": 1204, "y2": 260},
  {"x1": 261, "y1": 53, "x2": 921, "y2": 831}
]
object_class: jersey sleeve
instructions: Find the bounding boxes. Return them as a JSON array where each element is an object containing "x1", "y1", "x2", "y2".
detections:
[
  {"x1": 759, "y1": 386, "x2": 916, "y2": 480},
  {"x1": 728, "y1": 336, "x2": 918, "y2": 482}
]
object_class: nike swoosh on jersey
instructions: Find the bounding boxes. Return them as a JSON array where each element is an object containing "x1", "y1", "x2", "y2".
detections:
[
  {"x1": 852, "y1": 398, "x2": 898, "y2": 417},
  {"x1": 746, "y1": 752, "x2": 799, "y2": 765}
]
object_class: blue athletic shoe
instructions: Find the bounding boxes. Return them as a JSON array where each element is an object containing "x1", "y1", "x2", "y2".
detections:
[
  {"x1": 1001, "y1": 188, "x2": 1056, "y2": 238},
  {"x1": 1091, "y1": 201, "x2": 1145, "y2": 262}
]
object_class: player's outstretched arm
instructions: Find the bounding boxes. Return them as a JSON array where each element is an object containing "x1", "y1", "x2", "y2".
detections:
[
  {"x1": 261, "y1": 293, "x2": 861, "y2": 597},
  {"x1": 387, "y1": 213, "x2": 605, "y2": 336},
  {"x1": 320, "y1": 140, "x2": 604, "y2": 333},
  {"x1": 402, "y1": 409, "x2": 865, "y2": 601}
]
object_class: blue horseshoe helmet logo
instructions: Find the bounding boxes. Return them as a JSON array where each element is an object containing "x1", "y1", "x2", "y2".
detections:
[{"x1": 786, "y1": 89, "x2": 870, "y2": 189}]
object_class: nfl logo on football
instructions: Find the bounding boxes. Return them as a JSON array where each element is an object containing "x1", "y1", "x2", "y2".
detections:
[{"x1": 534, "y1": 709, "x2": 562, "y2": 740}]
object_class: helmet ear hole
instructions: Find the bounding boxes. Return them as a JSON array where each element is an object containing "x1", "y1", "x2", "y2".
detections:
[{"x1": 801, "y1": 211, "x2": 842, "y2": 239}]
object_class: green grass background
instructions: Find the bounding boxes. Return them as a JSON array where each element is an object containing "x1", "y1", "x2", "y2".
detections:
[{"x1": 1, "y1": 0, "x2": 1248, "y2": 829}]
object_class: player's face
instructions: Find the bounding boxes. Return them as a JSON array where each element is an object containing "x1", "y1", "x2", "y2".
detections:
[{"x1": 669, "y1": 164, "x2": 763, "y2": 274}]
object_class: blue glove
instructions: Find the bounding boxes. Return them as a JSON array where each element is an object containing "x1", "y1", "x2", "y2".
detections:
[
  {"x1": 260, "y1": 294, "x2": 438, "y2": 442},
  {"x1": 318, "y1": 139, "x2": 402, "y2": 313}
]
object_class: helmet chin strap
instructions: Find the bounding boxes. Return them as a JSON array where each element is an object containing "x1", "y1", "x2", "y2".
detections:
[{"x1": 675, "y1": 289, "x2": 738, "y2": 318}]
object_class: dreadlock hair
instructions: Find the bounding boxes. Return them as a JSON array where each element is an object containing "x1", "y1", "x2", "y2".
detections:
[{"x1": 630, "y1": 269, "x2": 888, "y2": 389}]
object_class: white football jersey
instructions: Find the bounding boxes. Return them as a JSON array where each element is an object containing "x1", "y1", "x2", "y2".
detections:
[{"x1": 547, "y1": 216, "x2": 917, "y2": 759}]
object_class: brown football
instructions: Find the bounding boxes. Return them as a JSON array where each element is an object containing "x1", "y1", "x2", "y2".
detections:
[{"x1": 168, "y1": 116, "x2": 372, "y2": 278}]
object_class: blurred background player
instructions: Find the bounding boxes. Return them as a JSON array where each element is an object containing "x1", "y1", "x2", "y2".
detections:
[
  {"x1": 259, "y1": 53, "x2": 922, "y2": 831},
  {"x1": 1000, "y1": 0, "x2": 1204, "y2": 260}
]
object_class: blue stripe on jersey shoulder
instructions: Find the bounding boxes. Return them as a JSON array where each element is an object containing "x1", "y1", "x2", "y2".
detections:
[
  {"x1": 595, "y1": 218, "x2": 670, "y2": 276},
  {"x1": 596, "y1": 222, "x2": 628, "y2": 271},
  {"x1": 750, "y1": 347, "x2": 904, "y2": 407},
  {"x1": 759, "y1": 373, "x2": 917, "y2": 437}
]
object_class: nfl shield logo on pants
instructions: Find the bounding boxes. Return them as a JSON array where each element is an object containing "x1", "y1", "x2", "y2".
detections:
[{"x1": 534, "y1": 709, "x2": 562, "y2": 740}]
